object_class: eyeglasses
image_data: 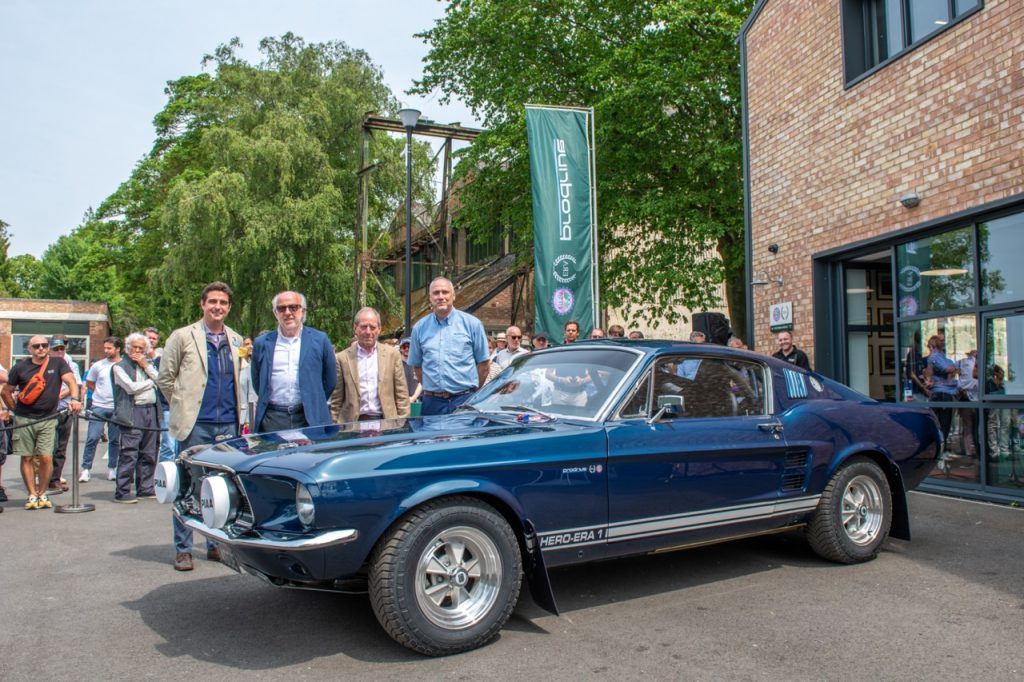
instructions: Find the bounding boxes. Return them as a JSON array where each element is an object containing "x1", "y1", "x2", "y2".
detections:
[
  {"x1": 275, "y1": 304, "x2": 304, "y2": 313},
  {"x1": 30, "y1": 343, "x2": 48, "y2": 349},
  {"x1": 508, "y1": 335, "x2": 522, "y2": 339}
]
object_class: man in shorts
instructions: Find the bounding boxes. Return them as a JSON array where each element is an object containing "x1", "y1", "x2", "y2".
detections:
[{"x1": 1, "y1": 335, "x2": 82, "y2": 509}]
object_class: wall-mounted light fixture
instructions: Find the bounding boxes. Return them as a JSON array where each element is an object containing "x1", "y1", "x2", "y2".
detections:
[
  {"x1": 751, "y1": 270, "x2": 784, "y2": 287},
  {"x1": 899, "y1": 192, "x2": 921, "y2": 209}
]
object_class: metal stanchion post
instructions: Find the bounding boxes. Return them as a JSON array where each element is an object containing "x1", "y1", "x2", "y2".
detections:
[{"x1": 55, "y1": 413, "x2": 95, "y2": 513}]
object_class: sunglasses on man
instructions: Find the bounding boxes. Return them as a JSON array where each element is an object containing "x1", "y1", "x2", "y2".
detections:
[
  {"x1": 275, "y1": 304, "x2": 304, "y2": 313},
  {"x1": 30, "y1": 343, "x2": 49, "y2": 349}
]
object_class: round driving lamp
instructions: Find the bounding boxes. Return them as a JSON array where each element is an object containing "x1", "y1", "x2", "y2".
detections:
[
  {"x1": 154, "y1": 461, "x2": 182, "y2": 504},
  {"x1": 200, "y1": 475, "x2": 240, "y2": 529}
]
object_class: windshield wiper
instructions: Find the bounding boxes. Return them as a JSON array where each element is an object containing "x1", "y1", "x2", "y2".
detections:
[
  {"x1": 453, "y1": 403, "x2": 483, "y2": 414},
  {"x1": 499, "y1": 404, "x2": 554, "y2": 420}
]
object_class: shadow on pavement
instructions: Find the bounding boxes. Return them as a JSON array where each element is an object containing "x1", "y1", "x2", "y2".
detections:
[
  {"x1": 112, "y1": 543, "x2": 174, "y2": 566},
  {"x1": 124, "y1": 575, "x2": 421, "y2": 665}
]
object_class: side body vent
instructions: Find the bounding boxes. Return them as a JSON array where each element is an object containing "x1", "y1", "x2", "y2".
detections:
[{"x1": 781, "y1": 450, "x2": 810, "y2": 492}]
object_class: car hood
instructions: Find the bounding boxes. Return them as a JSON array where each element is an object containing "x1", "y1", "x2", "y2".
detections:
[{"x1": 184, "y1": 411, "x2": 593, "y2": 477}]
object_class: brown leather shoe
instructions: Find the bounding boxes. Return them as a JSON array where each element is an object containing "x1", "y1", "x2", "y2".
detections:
[
  {"x1": 207, "y1": 547, "x2": 222, "y2": 563},
  {"x1": 174, "y1": 552, "x2": 194, "y2": 571}
]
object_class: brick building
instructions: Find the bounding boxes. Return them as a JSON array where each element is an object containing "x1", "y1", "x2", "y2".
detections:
[
  {"x1": 741, "y1": 0, "x2": 1023, "y2": 502},
  {"x1": 0, "y1": 299, "x2": 111, "y2": 372}
]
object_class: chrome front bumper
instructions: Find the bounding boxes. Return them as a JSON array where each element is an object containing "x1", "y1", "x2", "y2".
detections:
[{"x1": 175, "y1": 511, "x2": 359, "y2": 551}]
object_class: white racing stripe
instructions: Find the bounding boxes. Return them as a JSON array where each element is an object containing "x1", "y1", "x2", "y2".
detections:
[{"x1": 538, "y1": 495, "x2": 821, "y2": 551}]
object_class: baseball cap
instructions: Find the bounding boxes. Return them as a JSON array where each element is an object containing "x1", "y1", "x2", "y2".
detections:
[
  {"x1": 533, "y1": 331, "x2": 550, "y2": 342},
  {"x1": 49, "y1": 338, "x2": 67, "y2": 349},
  {"x1": 399, "y1": 337, "x2": 411, "y2": 347},
  {"x1": 496, "y1": 332, "x2": 507, "y2": 340}
]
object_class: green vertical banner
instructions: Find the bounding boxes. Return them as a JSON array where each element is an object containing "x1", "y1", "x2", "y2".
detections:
[{"x1": 526, "y1": 105, "x2": 598, "y2": 343}]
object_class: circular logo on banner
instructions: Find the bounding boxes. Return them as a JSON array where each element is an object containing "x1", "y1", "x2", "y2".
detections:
[
  {"x1": 552, "y1": 254, "x2": 578, "y2": 284},
  {"x1": 552, "y1": 288, "x2": 575, "y2": 316}
]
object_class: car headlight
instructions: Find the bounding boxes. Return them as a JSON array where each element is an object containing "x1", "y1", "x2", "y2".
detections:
[{"x1": 296, "y1": 483, "x2": 315, "y2": 527}]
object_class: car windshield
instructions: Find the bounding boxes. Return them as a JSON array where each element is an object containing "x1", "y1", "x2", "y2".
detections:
[{"x1": 467, "y1": 347, "x2": 641, "y2": 420}]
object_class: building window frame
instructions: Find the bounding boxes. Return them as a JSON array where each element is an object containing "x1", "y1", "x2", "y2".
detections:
[{"x1": 841, "y1": 0, "x2": 984, "y2": 87}]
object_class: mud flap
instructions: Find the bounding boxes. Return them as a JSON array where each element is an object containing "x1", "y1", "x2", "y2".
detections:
[{"x1": 523, "y1": 522, "x2": 559, "y2": 615}]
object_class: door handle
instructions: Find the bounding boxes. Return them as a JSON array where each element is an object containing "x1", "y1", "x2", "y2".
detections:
[{"x1": 758, "y1": 421, "x2": 784, "y2": 439}]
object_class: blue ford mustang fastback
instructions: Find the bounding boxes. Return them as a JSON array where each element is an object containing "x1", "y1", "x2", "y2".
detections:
[{"x1": 155, "y1": 341, "x2": 941, "y2": 655}]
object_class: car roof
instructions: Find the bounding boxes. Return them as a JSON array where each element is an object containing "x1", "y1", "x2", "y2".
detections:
[{"x1": 552, "y1": 339, "x2": 799, "y2": 371}]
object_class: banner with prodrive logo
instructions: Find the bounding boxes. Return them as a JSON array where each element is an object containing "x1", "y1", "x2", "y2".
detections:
[{"x1": 526, "y1": 105, "x2": 598, "y2": 344}]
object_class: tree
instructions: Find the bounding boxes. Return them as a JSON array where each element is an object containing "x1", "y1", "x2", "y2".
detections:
[
  {"x1": 7, "y1": 254, "x2": 43, "y2": 298},
  {"x1": 414, "y1": 0, "x2": 754, "y2": 333},
  {"x1": 36, "y1": 231, "x2": 130, "y2": 326},
  {"x1": 0, "y1": 219, "x2": 11, "y2": 296},
  {"x1": 95, "y1": 34, "x2": 433, "y2": 341}
]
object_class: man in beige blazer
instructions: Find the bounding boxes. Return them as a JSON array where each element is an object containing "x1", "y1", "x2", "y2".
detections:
[
  {"x1": 156, "y1": 281, "x2": 245, "y2": 572},
  {"x1": 330, "y1": 307, "x2": 410, "y2": 424}
]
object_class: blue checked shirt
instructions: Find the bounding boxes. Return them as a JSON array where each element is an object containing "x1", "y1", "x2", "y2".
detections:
[{"x1": 408, "y1": 309, "x2": 489, "y2": 394}]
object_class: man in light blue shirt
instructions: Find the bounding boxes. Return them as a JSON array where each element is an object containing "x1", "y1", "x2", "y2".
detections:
[{"x1": 408, "y1": 277, "x2": 489, "y2": 416}]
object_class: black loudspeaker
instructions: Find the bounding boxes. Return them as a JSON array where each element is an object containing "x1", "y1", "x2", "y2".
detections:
[{"x1": 692, "y1": 312, "x2": 731, "y2": 346}]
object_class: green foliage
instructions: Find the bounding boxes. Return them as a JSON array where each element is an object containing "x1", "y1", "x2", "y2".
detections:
[
  {"x1": 0, "y1": 220, "x2": 43, "y2": 299},
  {"x1": 92, "y1": 33, "x2": 430, "y2": 341},
  {"x1": 36, "y1": 230, "x2": 130, "y2": 327},
  {"x1": 7, "y1": 254, "x2": 43, "y2": 298},
  {"x1": 415, "y1": 0, "x2": 753, "y2": 331}
]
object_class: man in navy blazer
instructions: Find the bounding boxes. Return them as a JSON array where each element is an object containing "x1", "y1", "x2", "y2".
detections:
[{"x1": 251, "y1": 291, "x2": 337, "y2": 432}]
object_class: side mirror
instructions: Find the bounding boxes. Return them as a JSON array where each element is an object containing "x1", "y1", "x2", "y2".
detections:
[{"x1": 648, "y1": 395, "x2": 684, "y2": 423}]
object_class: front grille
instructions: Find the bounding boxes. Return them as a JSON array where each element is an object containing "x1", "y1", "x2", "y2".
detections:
[{"x1": 233, "y1": 476, "x2": 254, "y2": 529}]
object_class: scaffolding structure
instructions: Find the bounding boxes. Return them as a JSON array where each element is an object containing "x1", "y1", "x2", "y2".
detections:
[{"x1": 351, "y1": 114, "x2": 482, "y2": 324}]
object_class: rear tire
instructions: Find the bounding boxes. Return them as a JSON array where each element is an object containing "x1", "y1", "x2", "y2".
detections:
[
  {"x1": 806, "y1": 457, "x2": 892, "y2": 564},
  {"x1": 369, "y1": 497, "x2": 522, "y2": 656}
]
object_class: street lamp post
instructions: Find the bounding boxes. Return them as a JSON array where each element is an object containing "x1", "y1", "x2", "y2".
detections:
[{"x1": 398, "y1": 108, "x2": 421, "y2": 336}]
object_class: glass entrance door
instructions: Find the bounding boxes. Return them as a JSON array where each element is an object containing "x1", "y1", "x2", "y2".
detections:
[{"x1": 844, "y1": 255, "x2": 896, "y2": 402}]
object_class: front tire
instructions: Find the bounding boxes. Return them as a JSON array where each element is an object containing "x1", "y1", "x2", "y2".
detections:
[
  {"x1": 369, "y1": 497, "x2": 523, "y2": 656},
  {"x1": 806, "y1": 457, "x2": 892, "y2": 564}
]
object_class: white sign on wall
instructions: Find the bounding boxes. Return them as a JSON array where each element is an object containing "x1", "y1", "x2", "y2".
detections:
[{"x1": 769, "y1": 301, "x2": 793, "y2": 333}]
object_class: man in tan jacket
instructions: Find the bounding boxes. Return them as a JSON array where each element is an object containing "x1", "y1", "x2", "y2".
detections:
[
  {"x1": 156, "y1": 281, "x2": 244, "y2": 571},
  {"x1": 330, "y1": 307, "x2": 409, "y2": 424}
]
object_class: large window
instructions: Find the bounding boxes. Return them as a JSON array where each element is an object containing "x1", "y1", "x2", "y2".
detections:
[
  {"x1": 895, "y1": 226, "x2": 974, "y2": 317},
  {"x1": 843, "y1": 0, "x2": 983, "y2": 83},
  {"x1": 894, "y1": 207, "x2": 1024, "y2": 495},
  {"x1": 980, "y1": 212, "x2": 1024, "y2": 306}
]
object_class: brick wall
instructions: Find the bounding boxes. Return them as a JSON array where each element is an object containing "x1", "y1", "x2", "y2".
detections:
[{"x1": 744, "y1": 0, "x2": 1024, "y2": 362}]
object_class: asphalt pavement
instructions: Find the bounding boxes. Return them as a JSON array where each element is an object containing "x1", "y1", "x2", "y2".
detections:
[{"x1": 1, "y1": 433, "x2": 1022, "y2": 681}]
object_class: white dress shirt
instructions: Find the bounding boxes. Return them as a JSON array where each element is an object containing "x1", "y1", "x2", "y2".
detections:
[
  {"x1": 268, "y1": 329, "x2": 302, "y2": 406},
  {"x1": 357, "y1": 343, "x2": 383, "y2": 416}
]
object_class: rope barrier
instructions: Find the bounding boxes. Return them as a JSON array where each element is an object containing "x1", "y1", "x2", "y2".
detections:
[
  {"x1": 77, "y1": 408, "x2": 169, "y2": 433},
  {"x1": 1, "y1": 407, "x2": 169, "y2": 514},
  {"x1": 0, "y1": 408, "x2": 68, "y2": 432},
  {"x1": 0, "y1": 408, "x2": 169, "y2": 433}
]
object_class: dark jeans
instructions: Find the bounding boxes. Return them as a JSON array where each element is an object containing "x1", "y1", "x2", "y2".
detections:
[
  {"x1": 50, "y1": 411, "x2": 73, "y2": 485},
  {"x1": 116, "y1": 404, "x2": 159, "y2": 499},
  {"x1": 173, "y1": 421, "x2": 237, "y2": 554},
  {"x1": 421, "y1": 392, "x2": 474, "y2": 416}
]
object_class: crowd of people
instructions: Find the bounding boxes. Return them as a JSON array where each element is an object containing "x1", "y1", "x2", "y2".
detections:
[{"x1": 0, "y1": 276, "x2": 813, "y2": 570}]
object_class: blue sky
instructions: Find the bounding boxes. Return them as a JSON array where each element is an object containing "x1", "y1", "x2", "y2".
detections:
[{"x1": 0, "y1": 0, "x2": 478, "y2": 257}]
